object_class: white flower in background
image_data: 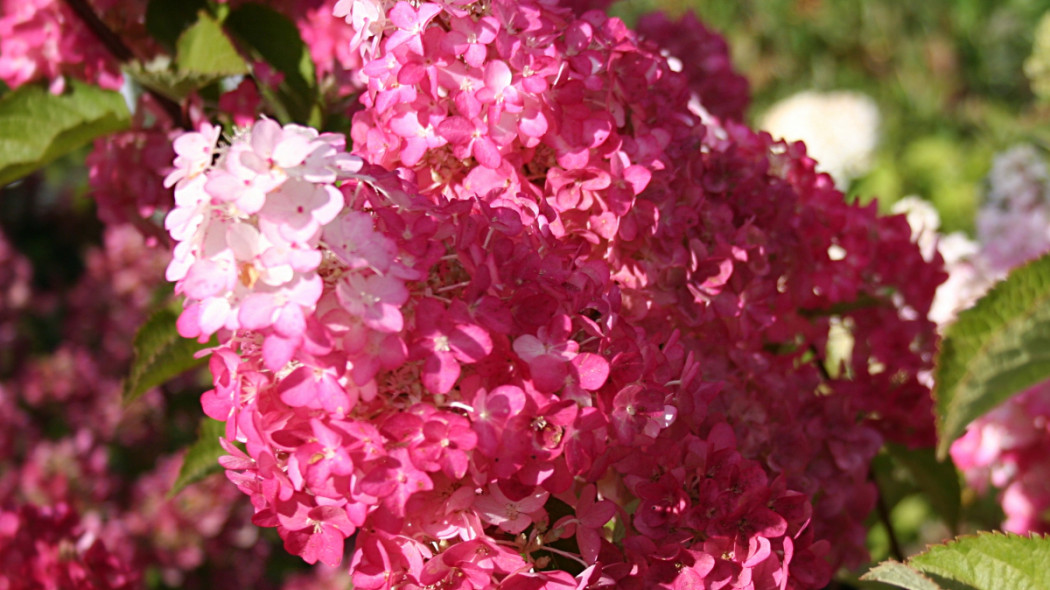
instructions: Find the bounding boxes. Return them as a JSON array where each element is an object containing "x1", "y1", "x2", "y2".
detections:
[
  {"x1": 892, "y1": 195, "x2": 943, "y2": 262},
  {"x1": 759, "y1": 90, "x2": 880, "y2": 188},
  {"x1": 892, "y1": 196, "x2": 990, "y2": 327},
  {"x1": 977, "y1": 144, "x2": 1050, "y2": 271}
]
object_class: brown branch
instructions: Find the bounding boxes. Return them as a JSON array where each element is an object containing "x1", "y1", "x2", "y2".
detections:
[
  {"x1": 128, "y1": 208, "x2": 172, "y2": 250},
  {"x1": 809, "y1": 345, "x2": 832, "y2": 381},
  {"x1": 60, "y1": 0, "x2": 133, "y2": 61}
]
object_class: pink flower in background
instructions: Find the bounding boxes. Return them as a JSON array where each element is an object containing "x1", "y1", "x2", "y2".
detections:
[
  {"x1": 218, "y1": 78, "x2": 266, "y2": 127},
  {"x1": 0, "y1": 502, "x2": 138, "y2": 589},
  {"x1": 0, "y1": 0, "x2": 123, "y2": 92}
]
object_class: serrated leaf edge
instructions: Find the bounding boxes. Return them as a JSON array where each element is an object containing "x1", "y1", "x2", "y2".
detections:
[
  {"x1": 865, "y1": 532, "x2": 1050, "y2": 590},
  {"x1": 122, "y1": 306, "x2": 211, "y2": 406},
  {"x1": 861, "y1": 560, "x2": 945, "y2": 590},
  {"x1": 933, "y1": 253, "x2": 1050, "y2": 457},
  {"x1": 910, "y1": 530, "x2": 1050, "y2": 589}
]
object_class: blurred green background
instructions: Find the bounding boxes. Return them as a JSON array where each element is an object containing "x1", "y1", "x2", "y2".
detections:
[{"x1": 613, "y1": 0, "x2": 1050, "y2": 235}]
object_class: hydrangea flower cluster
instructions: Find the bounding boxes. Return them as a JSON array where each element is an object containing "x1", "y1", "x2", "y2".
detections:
[
  {"x1": 0, "y1": 0, "x2": 171, "y2": 94},
  {"x1": 1, "y1": 0, "x2": 374, "y2": 246},
  {"x1": 0, "y1": 229, "x2": 32, "y2": 377},
  {"x1": 165, "y1": 1, "x2": 944, "y2": 586},
  {"x1": 0, "y1": 0, "x2": 124, "y2": 93},
  {"x1": 341, "y1": 0, "x2": 939, "y2": 446},
  {"x1": 974, "y1": 144, "x2": 1050, "y2": 271},
  {"x1": 298, "y1": 0, "x2": 368, "y2": 101},
  {"x1": 0, "y1": 501, "x2": 137, "y2": 590}
]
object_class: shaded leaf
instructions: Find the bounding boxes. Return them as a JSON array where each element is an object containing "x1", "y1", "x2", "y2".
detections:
[
  {"x1": 145, "y1": 0, "x2": 208, "y2": 51},
  {"x1": 0, "y1": 81, "x2": 130, "y2": 187},
  {"x1": 175, "y1": 10, "x2": 248, "y2": 77},
  {"x1": 884, "y1": 443, "x2": 961, "y2": 532},
  {"x1": 224, "y1": 3, "x2": 320, "y2": 125},
  {"x1": 862, "y1": 561, "x2": 946, "y2": 590},
  {"x1": 934, "y1": 252, "x2": 1050, "y2": 458},
  {"x1": 123, "y1": 306, "x2": 213, "y2": 406},
  {"x1": 169, "y1": 417, "x2": 226, "y2": 497}
]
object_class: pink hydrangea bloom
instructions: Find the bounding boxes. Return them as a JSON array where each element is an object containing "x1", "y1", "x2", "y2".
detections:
[{"x1": 162, "y1": 0, "x2": 944, "y2": 585}]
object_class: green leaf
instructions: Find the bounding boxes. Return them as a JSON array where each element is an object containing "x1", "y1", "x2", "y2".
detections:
[
  {"x1": 0, "y1": 81, "x2": 130, "y2": 187},
  {"x1": 866, "y1": 532, "x2": 1050, "y2": 590},
  {"x1": 862, "y1": 561, "x2": 946, "y2": 590},
  {"x1": 863, "y1": 533, "x2": 1050, "y2": 590},
  {"x1": 175, "y1": 10, "x2": 248, "y2": 78},
  {"x1": 134, "y1": 7, "x2": 247, "y2": 100},
  {"x1": 125, "y1": 58, "x2": 218, "y2": 102},
  {"x1": 123, "y1": 305, "x2": 213, "y2": 406},
  {"x1": 884, "y1": 443, "x2": 961, "y2": 532},
  {"x1": 169, "y1": 417, "x2": 226, "y2": 497},
  {"x1": 145, "y1": 0, "x2": 208, "y2": 51},
  {"x1": 224, "y1": 3, "x2": 320, "y2": 125},
  {"x1": 1025, "y1": 12, "x2": 1050, "y2": 104},
  {"x1": 933, "y1": 252, "x2": 1050, "y2": 459}
]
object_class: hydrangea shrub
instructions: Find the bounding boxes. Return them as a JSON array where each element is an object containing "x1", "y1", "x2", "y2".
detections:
[
  {"x1": 6, "y1": 0, "x2": 1048, "y2": 588},
  {"x1": 158, "y1": 0, "x2": 945, "y2": 587}
]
